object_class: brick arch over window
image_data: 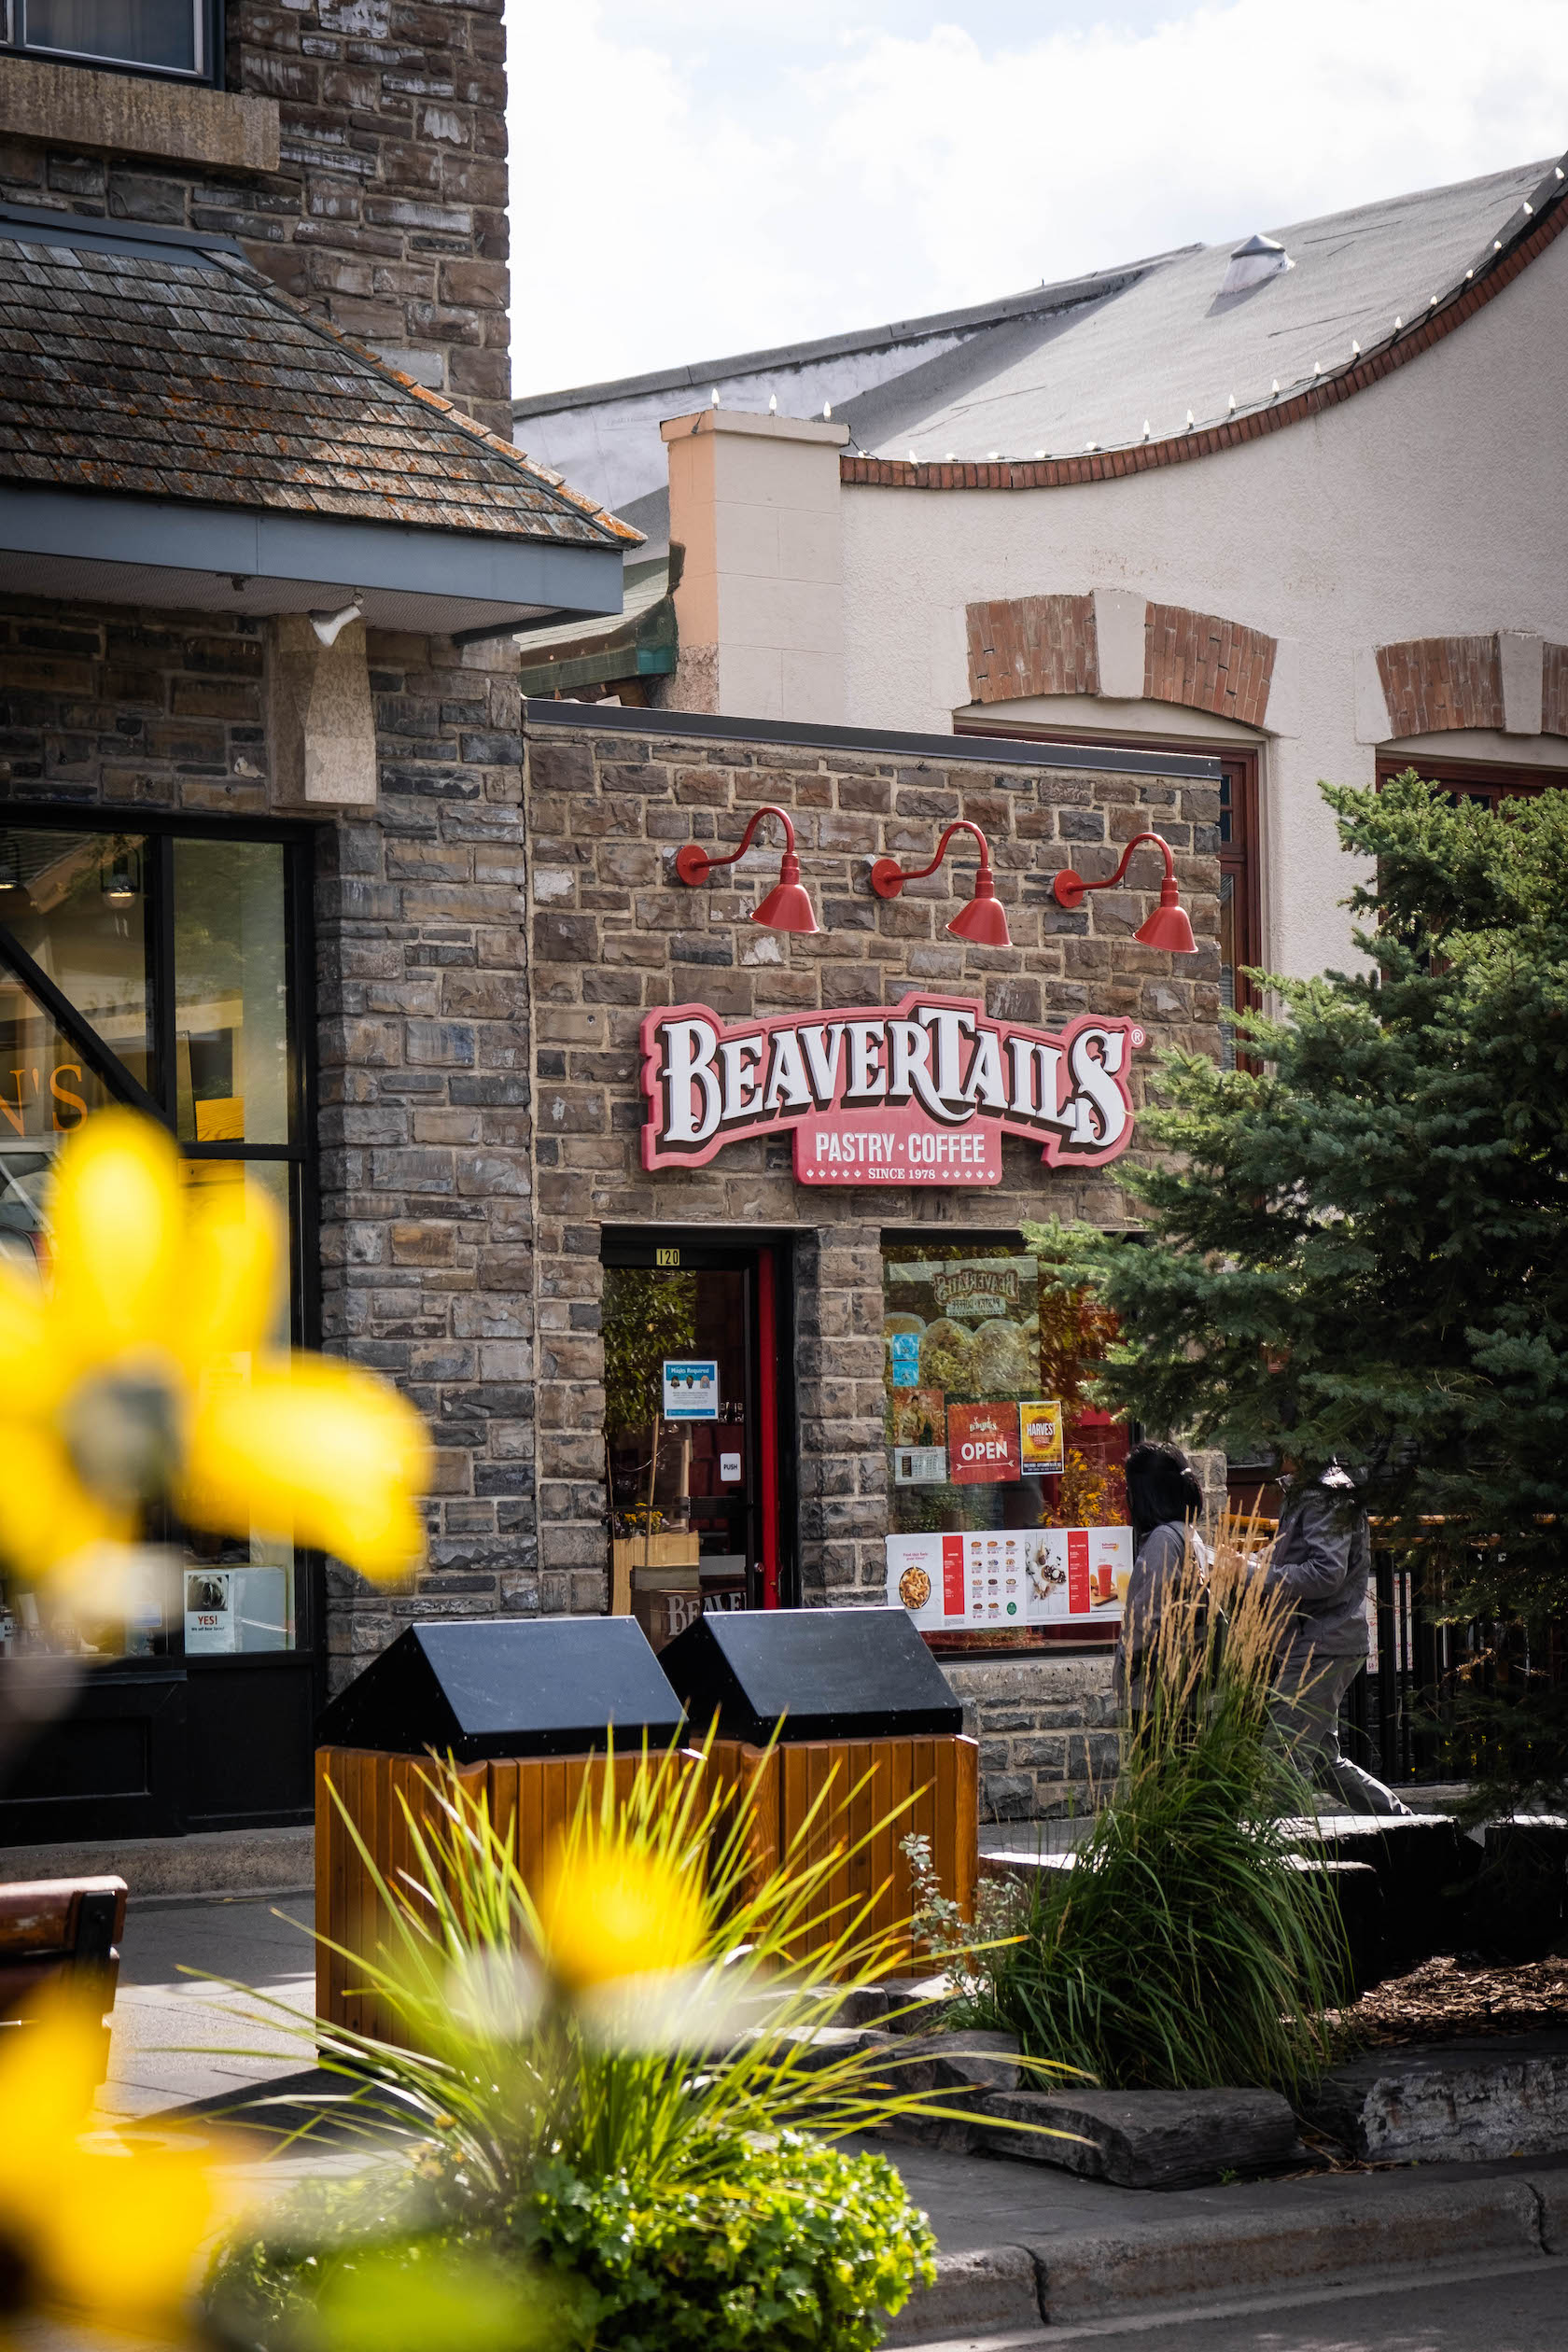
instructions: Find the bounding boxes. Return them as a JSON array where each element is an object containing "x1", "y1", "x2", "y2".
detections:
[
  {"x1": 965, "y1": 592, "x2": 1278, "y2": 728},
  {"x1": 1372, "y1": 633, "x2": 1568, "y2": 739}
]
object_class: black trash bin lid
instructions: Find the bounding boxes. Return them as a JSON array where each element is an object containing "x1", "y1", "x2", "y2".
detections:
[
  {"x1": 315, "y1": 1617, "x2": 685, "y2": 1762},
  {"x1": 660, "y1": 1606, "x2": 961, "y2": 1745}
]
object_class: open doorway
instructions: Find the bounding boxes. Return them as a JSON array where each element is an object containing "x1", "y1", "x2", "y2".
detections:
[{"x1": 601, "y1": 1233, "x2": 794, "y2": 1648}]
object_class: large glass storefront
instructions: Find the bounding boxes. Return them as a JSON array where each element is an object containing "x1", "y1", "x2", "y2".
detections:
[{"x1": 0, "y1": 815, "x2": 316, "y2": 1838}]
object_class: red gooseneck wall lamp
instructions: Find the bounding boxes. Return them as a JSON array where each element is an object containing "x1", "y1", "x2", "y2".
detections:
[
  {"x1": 1052, "y1": 831, "x2": 1197, "y2": 954},
  {"x1": 868, "y1": 820, "x2": 1011, "y2": 948},
  {"x1": 675, "y1": 804, "x2": 819, "y2": 933}
]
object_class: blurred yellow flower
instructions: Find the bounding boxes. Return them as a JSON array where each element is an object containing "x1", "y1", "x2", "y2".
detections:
[
  {"x1": 0, "y1": 1995, "x2": 229, "y2": 2333},
  {"x1": 537, "y1": 1834, "x2": 706, "y2": 1995},
  {"x1": 0, "y1": 1110, "x2": 430, "y2": 1589}
]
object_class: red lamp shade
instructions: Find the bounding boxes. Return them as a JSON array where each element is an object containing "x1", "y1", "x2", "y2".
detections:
[
  {"x1": 1134, "y1": 876, "x2": 1197, "y2": 955},
  {"x1": 751, "y1": 851, "x2": 819, "y2": 934},
  {"x1": 674, "y1": 806, "x2": 819, "y2": 934},
  {"x1": 1053, "y1": 832, "x2": 1198, "y2": 956},
  {"x1": 871, "y1": 820, "x2": 1010, "y2": 946},
  {"x1": 947, "y1": 861, "x2": 1011, "y2": 946}
]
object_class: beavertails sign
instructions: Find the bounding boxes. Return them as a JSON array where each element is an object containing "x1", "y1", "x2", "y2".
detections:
[{"x1": 639, "y1": 993, "x2": 1143, "y2": 1186}]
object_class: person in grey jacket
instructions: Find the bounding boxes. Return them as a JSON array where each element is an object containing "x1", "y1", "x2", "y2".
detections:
[
  {"x1": 1113, "y1": 1443, "x2": 1208, "y2": 1716},
  {"x1": 1259, "y1": 1463, "x2": 1411, "y2": 1814}
]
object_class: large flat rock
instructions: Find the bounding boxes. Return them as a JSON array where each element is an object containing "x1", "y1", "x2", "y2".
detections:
[
  {"x1": 1305, "y1": 2029, "x2": 1568, "y2": 2162},
  {"x1": 976, "y1": 2083, "x2": 1299, "y2": 2188}
]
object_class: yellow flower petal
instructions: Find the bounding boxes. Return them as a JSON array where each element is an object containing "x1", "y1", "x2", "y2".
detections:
[
  {"x1": 0, "y1": 1419, "x2": 134, "y2": 1585},
  {"x1": 178, "y1": 1353, "x2": 430, "y2": 1583},
  {"x1": 537, "y1": 1836, "x2": 707, "y2": 1995},
  {"x1": 35, "y1": 2137, "x2": 223, "y2": 2329},
  {"x1": 0, "y1": 1994, "x2": 104, "y2": 2209},
  {"x1": 175, "y1": 1177, "x2": 283, "y2": 1374},
  {"x1": 0, "y1": 1257, "x2": 56, "y2": 1417},
  {"x1": 47, "y1": 1112, "x2": 184, "y2": 1376}
]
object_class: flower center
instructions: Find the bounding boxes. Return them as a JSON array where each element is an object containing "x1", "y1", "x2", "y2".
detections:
[{"x1": 60, "y1": 1372, "x2": 183, "y2": 1508}]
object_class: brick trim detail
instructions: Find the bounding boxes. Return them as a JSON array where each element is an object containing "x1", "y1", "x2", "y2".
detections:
[
  {"x1": 1376, "y1": 637, "x2": 1505, "y2": 737},
  {"x1": 964, "y1": 592, "x2": 1276, "y2": 726},
  {"x1": 841, "y1": 186, "x2": 1568, "y2": 497},
  {"x1": 966, "y1": 594, "x2": 1098, "y2": 702},
  {"x1": 1542, "y1": 644, "x2": 1568, "y2": 738},
  {"x1": 1144, "y1": 603, "x2": 1276, "y2": 727}
]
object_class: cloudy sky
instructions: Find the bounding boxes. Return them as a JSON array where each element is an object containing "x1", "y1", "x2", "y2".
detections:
[{"x1": 506, "y1": 1, "x2": 1568, "y2": 397}]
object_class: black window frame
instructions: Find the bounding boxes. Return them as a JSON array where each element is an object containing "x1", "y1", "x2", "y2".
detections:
[
  {"x1": 0, "y1": 803, "x2": 322, "y2": 1670},
  {"x1": 1, "y1": 0, "x2": 224, "y2": 87}
]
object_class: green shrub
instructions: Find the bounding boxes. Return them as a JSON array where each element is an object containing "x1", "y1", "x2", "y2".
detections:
[
  {"x1": 517, "y1": 2135, "x2": 934, "y2": 2352},
  {"x1": 210, "y1": 2136, "x2": 933, "y2": 2352}
]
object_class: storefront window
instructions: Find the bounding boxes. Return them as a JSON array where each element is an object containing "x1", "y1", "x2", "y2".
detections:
[
  {"x1": 0, "y1": 830, "x2": 153, "y2": 1095},
  {"x1": 883, "y1": 1239, "x2": 1129, "y2": 1642},
  {"x1": 0, "y1": 819, "x2": 305, "y2": 1667},
  {"x1": 174, "y1": 839, "x2": 290, "y2": 1144}
]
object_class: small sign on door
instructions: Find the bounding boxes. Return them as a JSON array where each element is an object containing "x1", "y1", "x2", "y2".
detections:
[
  {"x1": 663, "y1": 1359, "x2": 720, "y2": 1419},
  {"x1": 720, "y1": 1451, "x2": 742, "y2": 1483}
]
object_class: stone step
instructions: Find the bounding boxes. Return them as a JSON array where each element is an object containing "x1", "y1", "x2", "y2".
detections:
[
  {"x1": 1304, "y1": 2029, "x2": 1568, "y2": 2163},
  {"x1": 975, "y1": 2083, "x2": 1300, "y2": 2189}
]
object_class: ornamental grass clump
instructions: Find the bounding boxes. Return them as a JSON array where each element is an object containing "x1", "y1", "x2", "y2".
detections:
[
  {"x1": 976, "y1": 1526, "x2": 1350, "y2": 2093},
  {"x1": 208, "y1": 1738, "x2": 1049, "y2": 2352}
]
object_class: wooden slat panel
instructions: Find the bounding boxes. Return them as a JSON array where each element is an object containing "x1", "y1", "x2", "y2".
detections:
[{"x1": 953, "y1": 1736, "x2": 979, "y2": 1923}]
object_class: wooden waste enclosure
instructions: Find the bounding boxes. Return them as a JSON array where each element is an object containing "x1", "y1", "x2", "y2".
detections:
[{"x1": 313, "y1": 1610, "x2": 979, "y2": 2036}]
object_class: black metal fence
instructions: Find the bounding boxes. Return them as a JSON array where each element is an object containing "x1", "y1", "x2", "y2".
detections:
[{"x1": 1339, "y1": 1547, "x2": 1567, "y2": 1788}]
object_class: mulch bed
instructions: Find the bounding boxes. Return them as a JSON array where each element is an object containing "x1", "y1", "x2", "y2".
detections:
[{"x1": 1331, "y1": 1953, "x2": 1568, "y2": 2048}]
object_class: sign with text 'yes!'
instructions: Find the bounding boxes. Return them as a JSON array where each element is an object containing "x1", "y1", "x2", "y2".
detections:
[{"x1": 639, "y1": 992, "x2": 1142, "y2": 1187}]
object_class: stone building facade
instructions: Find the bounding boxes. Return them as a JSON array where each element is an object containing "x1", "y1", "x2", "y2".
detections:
[
  {"x1": 0, "y1": 0, "x2": 511, "y2": 435},
  {"x1": 511, "y1": 705, "x2": 1220, "y2": 1817}
]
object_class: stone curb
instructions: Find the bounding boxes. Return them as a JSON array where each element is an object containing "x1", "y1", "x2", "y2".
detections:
[{"x1": 883, "y1": 2167, "x2": 1563, "y2": 2344}]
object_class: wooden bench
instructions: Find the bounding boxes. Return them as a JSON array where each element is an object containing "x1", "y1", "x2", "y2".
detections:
[{"x1": 0, "y1": 1876, "x2": 129, "y2": 2081}]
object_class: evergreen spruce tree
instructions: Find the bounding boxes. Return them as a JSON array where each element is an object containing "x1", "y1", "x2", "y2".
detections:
[{"x1": 1024, "y1": 773, "x2": 1568, "y2": 1779}]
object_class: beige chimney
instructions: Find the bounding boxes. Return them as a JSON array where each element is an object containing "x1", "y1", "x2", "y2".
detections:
[{"x1": 661, "y1": 409, "x2": 847, "y2": 724}]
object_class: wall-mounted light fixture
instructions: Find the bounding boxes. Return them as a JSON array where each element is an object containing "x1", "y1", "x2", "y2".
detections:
[
  {"x1": 1052, "y1": 832, "x2": 1197, "y2": 954},
  {"x1": 100, "y1": 843, "x2": 140, "y2": 904},
  {"x1": 675, "y1": 804, "x2": 819, "y2": 934},
  {"x1": 869, "y1": 819, "x2": 1011, "y2": 947}
]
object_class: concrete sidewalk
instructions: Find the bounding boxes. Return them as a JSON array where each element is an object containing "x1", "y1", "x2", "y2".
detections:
[
  {"x1": 99, "y1": 1892, "x2": 317, "y2": 2122},
  {"x1": 866, "y1": 2134, "x2": 1568, "y2": 2342}
]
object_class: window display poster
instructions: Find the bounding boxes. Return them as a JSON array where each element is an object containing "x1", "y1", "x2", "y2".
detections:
[
  {"x1": 888, "y1": 1526, "x2": 1132, "y2": 1628},
  {"x1": 946, "y1": 1400, "x2": 1022, "y2": 1485},
  {"x1": 663, "y1": 1359, "x2": 720, "y2": 1419},
  {"x1": 185, "y1": 1570, "x2": 235, "y2": 1655},
  {"x1": 893, "y1": 1445, "x2": 946, "y2": 1484},
  {"x1": 889, "y1": 1331, "x2": 921, "y2": 1387},
  {"x1": 1019, "y1": 1399, "x2": 1065, "y2": 1472}
]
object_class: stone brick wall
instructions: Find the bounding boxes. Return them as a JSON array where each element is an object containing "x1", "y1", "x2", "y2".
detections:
[
  {"x1": 0, "y1": 597, "x2": 542, "y2": 1691},
  {"x1": 0, "y1": 596, "x2": 273, "y2": 814},
  {"x1": 0, "y1": 0, "x2": 510, "y2": 435},
  {"x1": 942, "y1": 1654, "x2": 1118, "y2": 1821},
  {"x1": 524, "y1": 708, "x2": 1222, "y2": 1614}
]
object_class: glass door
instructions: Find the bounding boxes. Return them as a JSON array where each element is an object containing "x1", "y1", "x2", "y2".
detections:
[{"x1": 601, "y1": 1236, "x2": 790, "y2": 1648}]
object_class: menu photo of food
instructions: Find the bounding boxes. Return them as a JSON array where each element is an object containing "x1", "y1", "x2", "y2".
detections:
[{"x1": 890, "y1": 1387, "x2": 946, "y2": 1446}]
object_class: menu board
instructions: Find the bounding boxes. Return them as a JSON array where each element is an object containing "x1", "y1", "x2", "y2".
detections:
[{"x1": 887, "y1": 1526, "x2": 1132, "y2": 1629}]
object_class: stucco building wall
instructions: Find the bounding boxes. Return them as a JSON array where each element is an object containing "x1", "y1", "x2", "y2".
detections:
[{"x1": 824, "y1": 230, "x2": 1568, "y2": 980}]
